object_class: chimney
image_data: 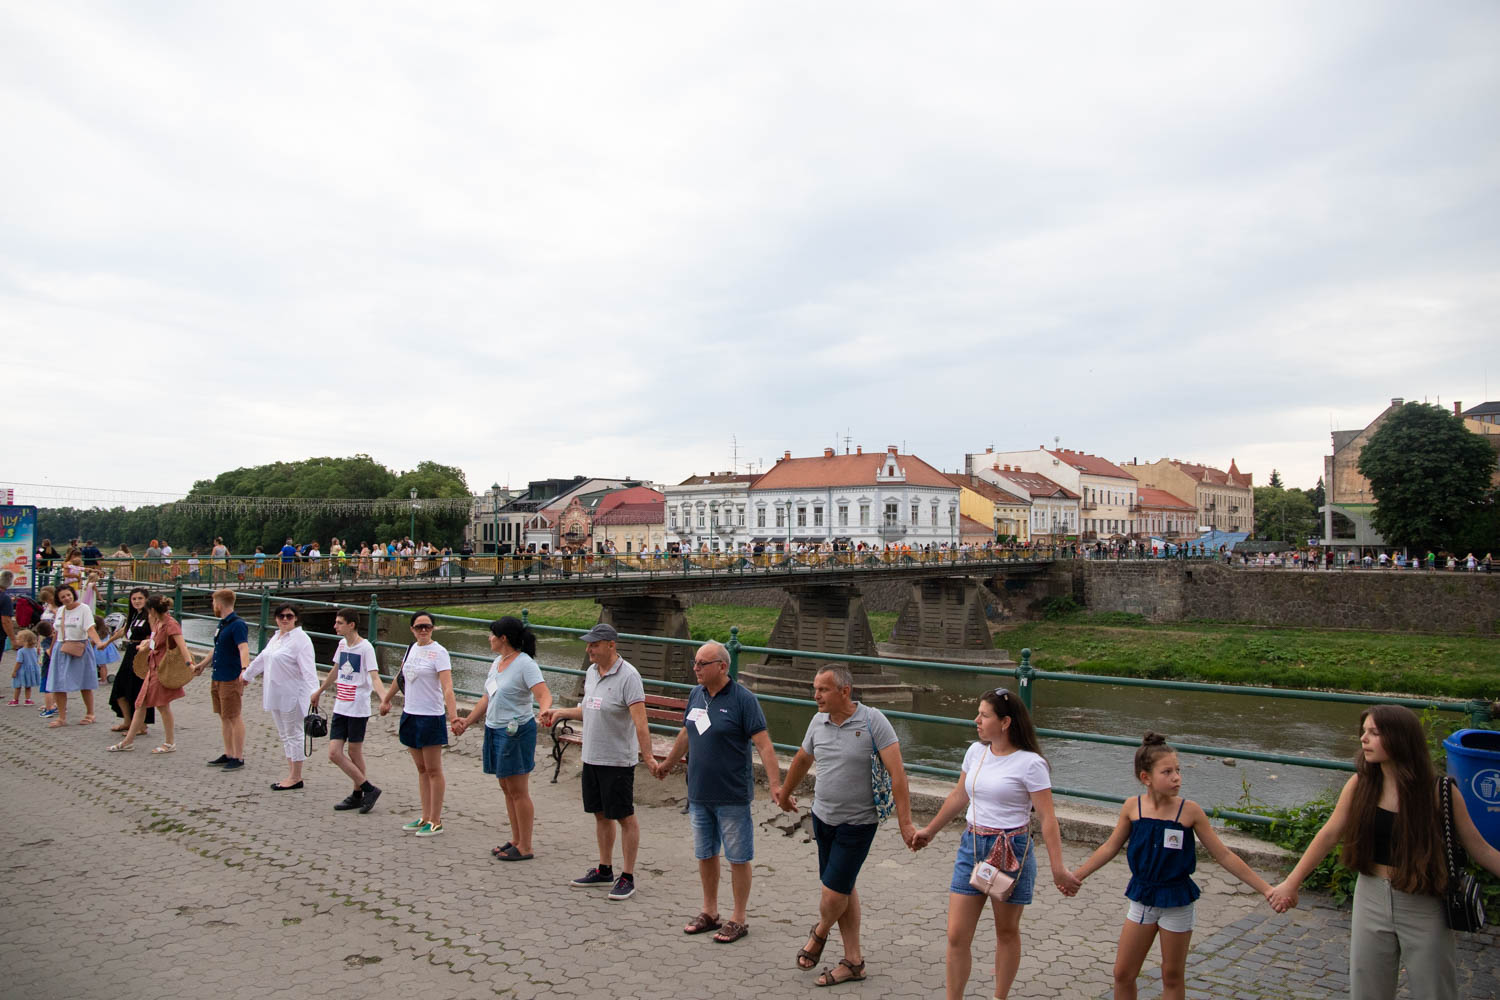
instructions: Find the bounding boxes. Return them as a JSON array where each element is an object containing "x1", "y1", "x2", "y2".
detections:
[
  {"x1": 887, "y1": 445, "x2": 898, "y2": 456},
  {"x1": 1392, "y1": 397, "x2": 1403, "y2": 407},
  {"x1": 985, "y1": 447, "x2": 993, "y2": 454},
  {"x1": 781, "y1": 450, "x2": 791, "y2": 462},
  {"x1": 1455, "y1": 401, "x2": 1462, "y2": 416},
  {"x1": 823, "y1": 447, "x2": 835, "y2": 458},
  {"x1": 855, "y1": 445, "x2": 862, "y2": 454}
]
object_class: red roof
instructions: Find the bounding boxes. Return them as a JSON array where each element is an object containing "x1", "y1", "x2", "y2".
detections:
[
  {"x1": 944, "y1": 473, "x2": 1029, "y2": 506},
  {"x1": 1045, "y1": 449, "x2": 1135, "y2": 481},
  {"x1": 1167, "y1": 459, "x2": 1252, "y2": 488},
  {"x1": 958, "y1": 515, "x2": 994, "y2": 539},
  {"x1": 988, "y1": 469, "x2": 1080, "y2": 500},
  {"x1": 1137, "y1": 487, "x2": 1195, "y2": 510},
  {"x1": 595, "y1": 486, "x2": 664, "y2": 517},
  {"x1": 751, "y1": 449, "x2": 954, "y2": 490},
  {"x1": 593, "y1": 501, "x2": 665, "y2": 526}
]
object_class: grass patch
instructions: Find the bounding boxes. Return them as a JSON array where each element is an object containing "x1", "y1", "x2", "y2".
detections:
[
  {"x1": 1001, "y1": 619, "x2": 1500, "y2": 698},
  {"x1": 424, "y1": 600, "x2": 898, "y2": 649}
]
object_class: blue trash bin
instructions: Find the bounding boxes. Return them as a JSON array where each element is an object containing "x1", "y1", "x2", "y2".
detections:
[{"x1": 1444, "y1": 729, "x2": 1500, "y2": 851}]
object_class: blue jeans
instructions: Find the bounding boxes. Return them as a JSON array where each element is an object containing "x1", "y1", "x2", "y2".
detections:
[
  {"x1": 949, "y1": 829, "x2": 1035, "y2": 904},
  {"x1": 689, "y1": 802, "x2": 754, "y2": 864}
]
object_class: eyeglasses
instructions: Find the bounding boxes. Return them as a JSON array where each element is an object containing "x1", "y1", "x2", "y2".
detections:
[
  {"x1": 275, "y1": 613, "x2": 296, "y2": 621},
  {"x1": 411, "y1": 623, "x2": 433, "y2": 631},
  {"x1": 692, "y1": 658, "x2": 725, "y2": 668}
]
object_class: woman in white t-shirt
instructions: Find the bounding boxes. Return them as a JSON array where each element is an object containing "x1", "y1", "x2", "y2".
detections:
[
  {"x1": 912, "y1": 688, "x2": 1080, "y2": 1000},
  {"x1": 310, "y1": 609, "x2": 388, "y2": 813},
  {"x1": 378, "y1": 611, "x2": 458, "y2": 837}
]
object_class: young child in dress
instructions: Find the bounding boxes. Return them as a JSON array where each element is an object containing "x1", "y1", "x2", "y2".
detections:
[
  {"x1": 1070, "y1": 733, "x2": 1286, "y2": 1000},
  {"x1": 35, "y1": 620, "x2": 56, "y2": 717},
  {"x1": 92, "y1": 614, "x2": 120, "y2": 678},
  {"x1": 9, "y1": 629, "x2": 41, "y2": 706},
  {"x1": 81, "y1": 572, "x2": 101, "y2": 612}
]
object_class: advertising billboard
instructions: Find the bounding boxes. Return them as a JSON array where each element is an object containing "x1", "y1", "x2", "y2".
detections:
[{"x1": 1, "y1": 505, "x2": 37, "y2": 596}]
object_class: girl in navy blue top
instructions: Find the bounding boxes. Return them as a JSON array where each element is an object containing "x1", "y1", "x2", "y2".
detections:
[{"x1": 1070, "y1": 733, "x2": 1281, "y2": 1000}]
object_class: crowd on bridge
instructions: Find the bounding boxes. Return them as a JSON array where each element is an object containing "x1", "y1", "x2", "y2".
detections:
[{"x1": 2, "y1": 571, "x2": 1496, "y2": 998}]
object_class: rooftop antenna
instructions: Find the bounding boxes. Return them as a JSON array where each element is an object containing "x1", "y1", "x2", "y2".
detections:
[
  {"x1": 730, "y1": 434, "x2": 739, "y2": 475},
  {"x1": 843, "y1": 429, "x2": 852, "y2": 454}
]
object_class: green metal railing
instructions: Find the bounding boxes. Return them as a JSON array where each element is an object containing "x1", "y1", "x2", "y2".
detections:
[{"x1": 135, "y1": 585, "x2": 1495, "y2": 829}]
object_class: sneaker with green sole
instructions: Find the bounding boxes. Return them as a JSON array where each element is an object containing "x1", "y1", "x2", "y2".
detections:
[
  {"x1": 414, "y1": 822, "x2": 444, "y2": 838},
  {"x1": 401, "y1": 818, "x2": 425, "y2": 832}
]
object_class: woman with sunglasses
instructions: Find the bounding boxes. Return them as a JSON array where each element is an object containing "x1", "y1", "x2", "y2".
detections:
[
  {"x1": 242, "y1": 603, "x2": 319, "y2": 790},
  {"x1": 379, "y1": 610, "x2": 459, "y2": 837},
  {"x1": 911, "y1": 687, "x2": 1081, "y2": 1000}
]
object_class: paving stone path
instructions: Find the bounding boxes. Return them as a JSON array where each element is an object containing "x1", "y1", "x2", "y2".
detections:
[{"x1": 1, "y1": 692, "x2": 1494, "y2": 999}]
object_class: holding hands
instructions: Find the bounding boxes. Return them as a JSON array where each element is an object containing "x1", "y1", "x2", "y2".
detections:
[
  {"x1": 537, "y1": 707, "x2": 557, "y2": 728},
  {"x1": 909, "y1": 825, "x2": 935, "y2": 851},
  {"x1": 452, "y1": 717, "x2": 468, "y2": 736},
  {"x1": 1267, "y1": 881, "x2": 1297, "y2": 913},
  {"x1": 1052, "y1": 867, "x2": 1082, "y2": 897},
  {"x1": 772, "y1": 786, "x2": 798, "y2": 812}
]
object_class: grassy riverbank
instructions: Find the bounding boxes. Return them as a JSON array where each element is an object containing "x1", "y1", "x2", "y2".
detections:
[
  {"x1": 425, "y1": 599, "x2": 898, "y2": 649},
  {"x1": 1002, "y1": 614, "x2": 1500, "y2": 699}
]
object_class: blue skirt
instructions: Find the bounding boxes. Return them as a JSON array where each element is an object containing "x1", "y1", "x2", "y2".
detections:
[
  {"x1": 95, "y1": 641, "x2": 121, "y2": 666},
  {"x1": 48, "y1": 645, "x2": 99, "y2": 693}
]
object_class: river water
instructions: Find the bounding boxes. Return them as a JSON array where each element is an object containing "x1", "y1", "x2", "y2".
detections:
[{"x1": 193, "y1": 619, "x2": 1354, "y2": 815}]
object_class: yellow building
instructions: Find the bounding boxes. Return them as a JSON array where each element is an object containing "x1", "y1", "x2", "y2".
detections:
[
  {"x1": 945, "y1": 474, "x2": 1031, "y2": 543},
  {"x1": 1120, "y1": 458, "x2": 1253, "y2": 534}
]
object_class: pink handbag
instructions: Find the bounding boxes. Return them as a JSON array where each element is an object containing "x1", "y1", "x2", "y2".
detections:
[{"x1": 967, "y1": 827, "x2": 1031, "y2": 901}]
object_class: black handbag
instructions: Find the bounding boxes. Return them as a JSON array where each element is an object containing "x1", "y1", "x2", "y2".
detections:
[
  {"x1": 303, "y1": 706, "x2": 328, "y2": 739},
  {"x1": 1439, "y1": 776, "x2": 1486, "y2": 933}
]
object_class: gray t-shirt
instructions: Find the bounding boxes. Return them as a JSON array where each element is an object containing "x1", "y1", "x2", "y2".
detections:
[
  {"x1": 800, "y1": 702, "x2": 899, "y2": 826},
  {"x1": 581, "y1": 657, "x2": 646, "y2": 767}
]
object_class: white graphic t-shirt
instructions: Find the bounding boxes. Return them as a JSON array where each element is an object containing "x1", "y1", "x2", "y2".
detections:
[{"x1": 332, "y1": 638, "x2": 378, "y2": 718}]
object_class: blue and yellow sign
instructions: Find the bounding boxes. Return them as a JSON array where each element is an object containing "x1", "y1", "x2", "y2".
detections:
[{"x1": 1, "y1": 505, "x2": 37, "y2": 596}]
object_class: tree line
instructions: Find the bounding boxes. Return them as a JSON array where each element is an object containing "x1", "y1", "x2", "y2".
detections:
[{"x1": 36, "y1": 455, "x2": 473, "y2": 554}]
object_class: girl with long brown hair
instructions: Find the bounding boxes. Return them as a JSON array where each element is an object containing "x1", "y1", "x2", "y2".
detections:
[
  {"x1": 911, "y1": 688, "x2": 1080, "y2": 999},
  {"x1": 1271, "y1": 705, "x2": 1500, "y2": 999}
]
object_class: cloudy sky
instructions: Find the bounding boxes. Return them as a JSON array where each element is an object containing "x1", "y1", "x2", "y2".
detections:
[{"x1": 5, "y1": 1, "x2": 1497, "y2": 506}]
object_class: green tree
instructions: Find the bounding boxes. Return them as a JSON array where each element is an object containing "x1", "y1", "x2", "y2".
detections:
[
  {"x1": 1304, "y1": 477, "x2": 1326, "y2": 512},
  {"x1": 1358, "y1": 403, "x2": 1497, "y2": 550},
  {"x1": 1268, "y1": 469, "x2": 1283, "y2": 488},
  {"x1": 1253, "y1": 486, "x2": 1317, "y2": 542}
]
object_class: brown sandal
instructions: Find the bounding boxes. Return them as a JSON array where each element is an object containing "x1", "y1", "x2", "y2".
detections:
[
  {"x1": 682, "y1": 911, "x2": 721, "y2": 935},
  {"x1": 815, "y1": 958, "x2": 866, "y2": 987},
  {"x1": 797, "y1": 924, "x2": 828, "y2": 970},
  {"x1": 712, "y1": 920, "x2": 749, "y2": 944}
]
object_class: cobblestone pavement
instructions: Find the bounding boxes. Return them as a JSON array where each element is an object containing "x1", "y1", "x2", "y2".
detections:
[{"x1": 2, "y1": 693, "x2": 1495, "y2": 1000}]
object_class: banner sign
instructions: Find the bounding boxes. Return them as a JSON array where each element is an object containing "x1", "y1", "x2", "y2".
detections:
[{"x1": 1, "y1": 505, "x2": 37, "y2": 596}]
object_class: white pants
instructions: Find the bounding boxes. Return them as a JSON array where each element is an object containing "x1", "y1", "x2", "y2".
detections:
[
  {"x1": 1350, "y1": 873, "x2": 1455, "y2": 1000},
  {"x1": 270, "y1": 706, "x2": 306, "y2": 762}
]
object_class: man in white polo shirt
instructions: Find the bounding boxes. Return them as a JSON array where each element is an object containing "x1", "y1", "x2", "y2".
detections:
[{"x1": 539, "y1": 623, "x2": 655, "y2": 901}]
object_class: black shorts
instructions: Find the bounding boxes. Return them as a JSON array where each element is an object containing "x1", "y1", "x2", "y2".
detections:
[
  {"x1": 580, "y1": 762, "x2": 635, "y2": 819},
  {"x1": 330, "y1": 714, "x2": 368, "y2": 743}
]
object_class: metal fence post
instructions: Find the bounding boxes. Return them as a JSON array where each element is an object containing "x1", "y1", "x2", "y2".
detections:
[
  {"x1": 105, "y1": 572, "x2": 115, "y2": 610},
  {"x1": 171, "y1": 580, "x2": 183, "y2": 620},
  {"x1": 521, "y1": 608, "x2": 529, "y2": 627},
  {"x1": 1017, "y1": 647, "x2": 1036, "y2": 713},
  {"x1": 1468, "y1": 698, "x2": 1495, "y2": 729},
  {"x1": 727, "y1": 625, "x2": 741, "y2": 681},
  {"x1": 258, "y1": 589, "x2": 271, "y2": 650},
  {"x1": 368, "y1": 593, "x2": 381, "y2": 655}
]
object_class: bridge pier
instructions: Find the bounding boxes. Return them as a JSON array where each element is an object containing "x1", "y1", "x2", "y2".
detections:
[
  {"x1": 737, "y1": 584, "x2": 915, "y2": 705},
  {"x1": 592, "y1": 594, "x2": 695, "y2": 687},
  {"x1": 877, "y1": 577, "x2": 1013, "y2": 665}
]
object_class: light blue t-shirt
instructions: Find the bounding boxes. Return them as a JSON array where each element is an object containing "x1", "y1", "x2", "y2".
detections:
[{"x1": 483, "y1": 652, "x2": 546, "y2": 728}]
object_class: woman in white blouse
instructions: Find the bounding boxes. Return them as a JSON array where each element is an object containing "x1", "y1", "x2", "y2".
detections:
[
  {"x1": 242, "y1": 602, "x2": 320, "y2": 791},
  {"x1": 912, "y1": 688, "x2": 1081, "y2": 1000}
]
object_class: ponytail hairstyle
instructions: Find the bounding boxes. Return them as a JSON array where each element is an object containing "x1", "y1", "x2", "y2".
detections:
[
  {"x1": 145, "y1": 595, "x2": 173, "y2": 617},
  {"x1": 1341, "y1": 705, "x2": 1444, "y2": 895},
  {"x1": 979, "y1": 687, "x2": 1045, "y2": 760},
  {"x1": 490, "y1": 615, "x2": 538, "y2": 657},
  {"x1": 1134, "y1": 732, "x2": 1176, "y2": 779}
]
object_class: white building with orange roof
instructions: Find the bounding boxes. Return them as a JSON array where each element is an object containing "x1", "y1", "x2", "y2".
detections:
[
  {"x1": 747, "y1": 445, "x2": 961, "y2": 550},
  {"x1": 968, "y1": 447, "x2": 1138, "y2": 539}
]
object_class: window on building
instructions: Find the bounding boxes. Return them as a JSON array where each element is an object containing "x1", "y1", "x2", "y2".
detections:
[
  {"x1": 838, "y1": 505, "x2": 849, "y2": 527},
  {"x1": 911, "y1": 503, "x2": 919, "y2": 525},
  {"x1": 737, "y1": 507, "x2": 745, "y2": 527},
  {"x1": 697, "y1": 510, "x2": 705, "y2": 528},
  {"x1": 775, "y1": 507, "x2": 785, "y2": 528},
  {"x1": 797, "y1": 506, "x2": 807, "y2": 527},
  {"x1": 860, "y1": 504, "x2": 870, "y2": 527},
  {"x1": 813, "y1": 506, "x2": 823, "y2": 527},
  {"x1": 756, "y1": 508, "x2": 766, "y2": 528},
  {"x1": 884, "y1": 502, "x2": 899, "y2": 527}
]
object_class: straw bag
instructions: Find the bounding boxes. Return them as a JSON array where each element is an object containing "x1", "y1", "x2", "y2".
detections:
[{"x1": 155, "y1": 642, "x2": 194, "y2": 690}]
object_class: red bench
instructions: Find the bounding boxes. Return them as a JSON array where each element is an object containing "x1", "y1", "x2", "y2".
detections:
[{"x1": 549, "y1": 693, "x2": 688, "y2": 783}]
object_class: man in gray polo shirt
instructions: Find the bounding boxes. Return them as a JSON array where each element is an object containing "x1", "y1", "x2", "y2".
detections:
[
  {"x1": 775, "y1": 664, "x2": 916, "y2": 986},
  {"x1": 538, "y1": 623, "x2": 655, "y2": 901}
]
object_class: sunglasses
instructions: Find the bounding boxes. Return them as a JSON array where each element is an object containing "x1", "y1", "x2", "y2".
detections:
[
  {"x1": 411, "y1": 623, "x2": 433, "y2": 631},
  {"x1": 991, "y1": 687, "x2": 1011, "y2": 701},
  {"x1": 276, "y1": 613, "x2": 296, "y2": 621}
]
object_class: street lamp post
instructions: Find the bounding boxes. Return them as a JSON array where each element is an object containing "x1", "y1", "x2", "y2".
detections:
[{"x1": 409, "y1": 487, "x2": 418, "y2": 542}]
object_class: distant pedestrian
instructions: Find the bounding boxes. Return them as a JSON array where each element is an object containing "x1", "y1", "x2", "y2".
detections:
[
  {"x1": 538, "y1": 623, "x2": 655, "y2": 900},
  {"x1": 1272, "y1": 706, "x2": 1500, "y2": 1000},
  {"x1": 1070, "y1": 732, "x2": 1283, "y2": 999},
  {"x1": 310, "y1": 609, "x2": 385, "y2": 812},
  {"x1": 654, "y1": 641, "x2": 782, "y2": 945},
  {"x1": 454, "y1": 616, "x2": 552, "y2": 859},
  {"x1": 242, "y1": 603, "x2": 319, "y2": 790},
  {"x1": 910, "y1": 688, "x2": 1080, "y2": 1000},
  {"x1": 379, "y1": 611, "x2": 459, "y2": 837},
  {"x1": 108, "y1": 595, "x2": 187, "y2": 754},
  {"x1": 280, "y1": 538, "x2": 297, "y2": 585},
  {"x1": 195, "y1": 589, "x2": 249, "y2": 770},
  {"x1": 774, "y1": 664, "x2": 916, "y2": 985}
]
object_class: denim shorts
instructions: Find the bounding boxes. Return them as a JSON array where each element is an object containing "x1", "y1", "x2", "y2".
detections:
[
  {"x1": 1126, "y1": 899, "x2": 1195, "y2": 933},
  {"x1": 812, "y1": 813, "x2": 879, "y2": 895},
  {"x1": 689, "y1": 801, "x2": 754, "y2": 864},
  {"x1": 949, "y1": 829, "x2": 1035, "y2": 903},
  {"x1": 398, "y1": 712, "x2": 448, "y2": 749},
  {"x1": 482, "y1": 719, "x2": 537, "y2": 778}
]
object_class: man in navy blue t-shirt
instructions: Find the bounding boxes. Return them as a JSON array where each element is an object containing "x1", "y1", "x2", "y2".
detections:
[{"x1": 655, "y1": 641, "x2": 781, "y2": 944}]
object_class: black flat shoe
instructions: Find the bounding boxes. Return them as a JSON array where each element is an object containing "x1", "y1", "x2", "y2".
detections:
[
  {"x1": 271, "y1": 781, "x2": 305, "y2": 791},
  {"x1": 334, "y1": 792, "x2": 363, "y2": 811},
  {"x1": 358, "y1": 786, "x2": 382, "y2": 814}
]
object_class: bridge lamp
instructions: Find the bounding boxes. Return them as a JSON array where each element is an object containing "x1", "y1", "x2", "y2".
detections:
[{"x1": 409, "y1": 488, "x2": 418, "y2": 542}]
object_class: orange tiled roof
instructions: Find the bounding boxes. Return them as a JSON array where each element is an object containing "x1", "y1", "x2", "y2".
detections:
[
  {"x1": 1169, "y1": 460, "x2": 1252, "y2": 488},
  {"x1": 944, "y1": 473, "x2": 1029, "y2": 506},
  {"x1": 1045, "y1": 449, "x2": 1135, "y2": 480},
  {"x1": 1137, "y1": 487, "x2": 1195, "y2": 510},
  {"x1": 595, "y1": 486, "x2": 664, "y2": 517},
  {"x1": 751, "y1": 450, "x2": 954, "y2": 490},
  {"x1": 593, "y1": 501, "x2": 665, "y2": 526},
  {"x1": 989, "y1": 469, "x2": 1081, "y2": 500},
  {"x1": 958, "y1": 515, "x2": 994, "y2": 539}
]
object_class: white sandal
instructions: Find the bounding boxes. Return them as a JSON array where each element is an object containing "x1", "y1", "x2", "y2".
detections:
[
  {"x1": 107, "y1": 742, "x2": 135, "y2": 752},
  {"x1": 151, "y1": 743, "x2": 176, "y2": 754}
]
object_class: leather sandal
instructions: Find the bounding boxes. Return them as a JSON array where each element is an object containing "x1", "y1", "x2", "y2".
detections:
[
  {"x1": 712, "y1": 920, "x2": 749, "y2": 944},
  {"x1": 797, "y1": 924, "x2": 828, "y2": 969},
  {"x1": 815, "y1": 959, "x2": 866, "y2": 987},
  {"x1": 683, "y1": 911, "x2": 721, "y2": 935}
]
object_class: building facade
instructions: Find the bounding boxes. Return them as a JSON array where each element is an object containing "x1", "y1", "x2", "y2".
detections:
[
  {"x1": 1120, "y1": 458, "x2": 1253, "y2": 535},
  {"x1": 971, "y1": 447, "x2": 1137, "y2": 538},
  {"x1": 665, "y1": 473, "x2": 758, "y2": 552},
  {"x1": 468, "y1": 484, "x2": 516, "y2": 553},
  {"x1": 1136, "y1": 487, "x2": 1197, "y2": 538},
  {"x1": 944, "y1": 473, "x2": 1031, "y2": 543},
  {"x1": 592, "y1": 498, "x2": 668, "y2": 554},
  {"x1": 974, "y1": 463, "x2": 1080, "y2": 540}
]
